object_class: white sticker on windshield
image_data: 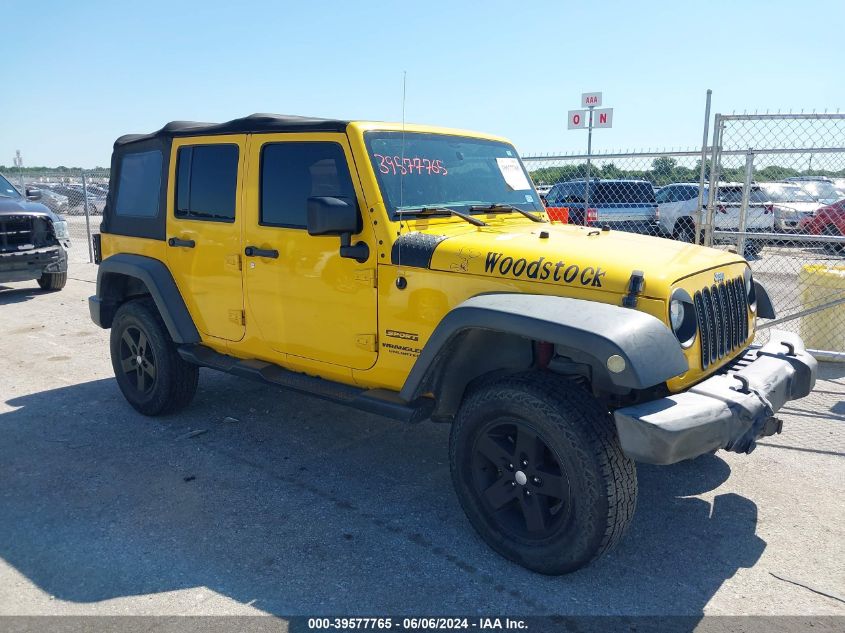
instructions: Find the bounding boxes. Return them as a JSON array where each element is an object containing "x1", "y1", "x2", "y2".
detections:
[
  {"x1": 496, "y1": 157, "x2": 531, "y2": 191},
  {"x1": 525, "y1": 194, "x2": 534, "y2": 203},
  {"x1": 506, "y1": 150, "x2": 513, "y2": 156}
]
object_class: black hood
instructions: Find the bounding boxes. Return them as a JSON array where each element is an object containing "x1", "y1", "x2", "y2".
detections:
[{"x1": 0, "y1": 197, "x2": 60, "y2": 222}]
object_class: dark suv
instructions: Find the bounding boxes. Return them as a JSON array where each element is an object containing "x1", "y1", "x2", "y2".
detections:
[
  {"x1": 0, "y1": 173, "x2": 70, "y2": 291},
  {"x1": 544, "y1": 179, "x2": 659, "y2": 234}
]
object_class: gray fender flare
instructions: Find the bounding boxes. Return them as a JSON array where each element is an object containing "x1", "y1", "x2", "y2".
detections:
[
  {"x1": 91, "y1": 253, "x2": 200, "y2": 344},
  {"x1": 400, "y1": 293, "x2": 688, "y2": 405},
  {"x1": 754, "y1": 280, "x2": 776, "y2": 320}
]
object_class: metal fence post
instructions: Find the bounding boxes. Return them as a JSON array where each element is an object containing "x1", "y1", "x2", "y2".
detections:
[
  {"x1": 82, "y1": 171, "x2": 94, "y2": 263},
  {"x1": 694, "y1": 89, "x2": 712, "y2": 245},
  {"x1": 736, "y1": 149, "x2": 755, "y2": 257},
  {"x1": 584, "y1": 108, "x2": 594, "y2": 217},
  {"x1": 704, "y1": 114, "x2": 723, "y2": 247}
]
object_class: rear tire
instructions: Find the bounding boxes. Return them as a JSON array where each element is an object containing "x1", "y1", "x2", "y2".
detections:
[
  {"x1": 110, "y1": 298, "x2": 199, "y2": 416},
  {"x1": 822, "y1": 224, "x2": 844, "y2": 255},
  {"x1": 674, "y1": 219, "x2": 696, "y2": 244},
  {"x1": 449, "y1": 372, "x2": 637, "y2": 575},
  {"x1": 37, "y1": 272, "x2": 67, "y2": 291},
  {"x1": 744, "y1": 239, "x2": 763, "y2": 259}
]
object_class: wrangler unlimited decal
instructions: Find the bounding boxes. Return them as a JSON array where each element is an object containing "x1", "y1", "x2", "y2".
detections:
[{"x1": 484, "y1": 251, "x2": 606, "y2": 287}]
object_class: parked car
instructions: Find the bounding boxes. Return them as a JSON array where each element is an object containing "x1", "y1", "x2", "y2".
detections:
[
  {"x1": 783, "y1": 177, "x2": 845, "y2": 205},
  {"x1": 34, "y1": 188, "x2": 71, "y2": 214},
  {"x1": 41, "y1": 183, "x2": 105, "y2": 215},
  {"x1": 543, "y1": 178, "x2": 659, "y2": 234},
  {"x1": 758, "y1": 182, "x2": 821, "y2": 232},
  {"x1": 656, "y1": 182, "x2": 773, "y2": 257},
  {"x1": 799, "y1": 198, "x2": 845, "y2": 255}
]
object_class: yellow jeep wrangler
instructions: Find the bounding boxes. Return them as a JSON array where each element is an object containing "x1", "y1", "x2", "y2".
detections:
[{"x1": 90, "y1": 114, "x2": 816, "y2": 574}]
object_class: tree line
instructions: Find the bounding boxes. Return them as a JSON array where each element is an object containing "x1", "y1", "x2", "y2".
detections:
[{"x1": 527, "y1": 157, "x2": 845, "y2": 186}]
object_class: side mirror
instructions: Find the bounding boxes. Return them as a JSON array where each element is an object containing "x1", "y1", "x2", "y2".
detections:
[
  {"x1": 306, "y1": 196, "x2": 369, "y2": 263},
  {"x1": 25, "y1": 187, "x2": 42, "y2": 201},
  {"x1": 306, "y1": 196, "x2": 359, "y2": 236}
]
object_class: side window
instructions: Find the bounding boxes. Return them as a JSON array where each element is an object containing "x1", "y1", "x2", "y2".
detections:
[
  {"x1": 655, "y1": 187, "x2": 672, "y2": 204},
  {"x1": 682, "y1": 186, "x2": 699, "y2": 202},
  {"x1": 115, "y1": 150, "x2": 162, "y2": 217},
  {"x1": 260, "y1": 142, "x2": 356, "y2": 228},
  {"x1": 175, "y1": 144, "x2": 239, "y2": 222}
]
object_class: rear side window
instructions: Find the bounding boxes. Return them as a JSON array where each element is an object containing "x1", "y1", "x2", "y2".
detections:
[
  {"x1": 175, "y1": 144, "x2": 239, "y2": 222},
  {"x1": 260, "y1": 142, "x2": 356, "y2": 228},
  {"x1": 115, "y1": 150, "x2": 162, "y2": 217},
  {"x1": 592, "y1": 182, "x2": 656, "y2": 204}
]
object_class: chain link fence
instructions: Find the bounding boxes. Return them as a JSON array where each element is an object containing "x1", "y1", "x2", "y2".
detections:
[
  {"x1": 705, "y1": 114, "x2": 845, "y2": 360},
  {"x1": 2, "y1": 168, "x2": 108, "y2": 264}
]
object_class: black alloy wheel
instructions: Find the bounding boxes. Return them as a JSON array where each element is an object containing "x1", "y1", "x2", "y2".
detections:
[
  {"x1": 119, "y1": 325, "x2": 157, "y2": 396},
  {"x1": 471, "y1": 419, "x2": 571, "y2": 540}
]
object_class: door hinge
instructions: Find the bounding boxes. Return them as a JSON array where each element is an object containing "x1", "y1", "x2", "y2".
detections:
[
  {"x1": 355, "y1": 333, "x2": 377, "y2": 352},
  {"x1": 354, "y1": 268, "x2": 377, "y2": 287},
  {"x1": 229, "y1": 309, "x2": 246, "y2": 326},
  {"x1": 225, "y1": 254, "x2": 242, "y2": 271}
]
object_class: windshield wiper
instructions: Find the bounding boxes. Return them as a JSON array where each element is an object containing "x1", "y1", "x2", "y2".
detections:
[
  {"x1": 469, "y1": 203, "x2": 547, "y2": 223},
  {"x1": 396, "y1": 207, "x2": 487, "y2": 227}
]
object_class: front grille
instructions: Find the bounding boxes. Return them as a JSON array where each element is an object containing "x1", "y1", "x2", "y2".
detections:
[
  {"x1": 694, "y1": 276, "x2": 748, "y2": 369},
  {"x1": 0, "y1": 215, "x2": 35, "y2": 252}
]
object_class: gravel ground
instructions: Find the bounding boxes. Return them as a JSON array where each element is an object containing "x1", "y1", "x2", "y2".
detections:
[{"x1": 0, "y1": 263, "x2": 843, "y2": 618}]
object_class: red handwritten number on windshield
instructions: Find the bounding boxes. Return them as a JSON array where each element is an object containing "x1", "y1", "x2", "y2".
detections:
[{"x1": 373, "y1": 154, "x2": 448, "y2": 176}]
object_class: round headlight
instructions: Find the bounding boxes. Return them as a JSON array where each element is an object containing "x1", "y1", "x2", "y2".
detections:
[
  {"x1": 669, "y1": 288, "x2": 697, "y2": 348},
  {"x1": 670, "y1": 299, "x2": 685, "y2": 331},
  {"x1": 744, "y1": 267, "x2": 757, "y2": 312}
]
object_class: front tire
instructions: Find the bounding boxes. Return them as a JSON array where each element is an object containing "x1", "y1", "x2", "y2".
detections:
[
  {"x1": 822, "y1": 224, "x2": 844, "y2": 255},
  {"x1": 37, "y1": 271, "x2": 67, "y2": 291},
  {"x1": 449, "y1": 373, "x2": 637, "y2": 575},
  {"x1": 110, "y1": 298, "x2": 199, "y2": 416}
]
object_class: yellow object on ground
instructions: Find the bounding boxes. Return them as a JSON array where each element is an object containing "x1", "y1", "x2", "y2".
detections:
[{"x1": 800, "y1": 263, "x2": 845, "y2": 350}]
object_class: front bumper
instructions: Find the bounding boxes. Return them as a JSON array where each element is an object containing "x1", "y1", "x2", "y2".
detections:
[
  {"x1": 613, "y1": 331, "x2": 817, "y2": 465},
  {"x1": 0, "y1": 245, "x2": 67, "y2": 283}
]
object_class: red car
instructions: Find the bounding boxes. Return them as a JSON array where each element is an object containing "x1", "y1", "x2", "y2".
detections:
[{"x1": 800, "y1": 199, "x2": 845, "y2": 255}]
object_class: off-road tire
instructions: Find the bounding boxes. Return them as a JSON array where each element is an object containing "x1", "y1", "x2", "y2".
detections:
[
  {"x1": 110, "y1": 298, "x2": 199, "y2": 416},
  {"x1": 674, "y1": 218, "x2": 696, "y2": 244},
  {"x1": 744, "y1": 239, "x2": 763, "y2": 259},
  {"x1": 37, "y1": 272, "x2": 67, "y2": 291},
  {"x1": 449, "y1": 372, "x2": 637, "y2": 575}
]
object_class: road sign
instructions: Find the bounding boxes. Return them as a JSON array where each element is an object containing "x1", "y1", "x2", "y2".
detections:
[
  {"x1": 581, "y1": 92, "x2": 602, "y2": 107},
  {"x1": 567, "y1": 109, "x2": 588, "y2": 129},
  {"x1": 593, "y1": 108, "x2": 613, "y2": 128}
]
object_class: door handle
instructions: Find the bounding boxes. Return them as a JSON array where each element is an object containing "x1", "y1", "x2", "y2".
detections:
[
  {"x1": 168, "y1": 237, "x2": 196, "y2": 248},
  {"x1": 244, "y1": 246, "x2": 279, "y2": 259}
]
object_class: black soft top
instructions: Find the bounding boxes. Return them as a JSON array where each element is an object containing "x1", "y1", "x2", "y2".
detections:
[{"x1": 115, "y1": 113, "x2": 349, "y2": 146}]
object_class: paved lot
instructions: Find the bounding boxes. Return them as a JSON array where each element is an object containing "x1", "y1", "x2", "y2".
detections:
[{"x1": 0, "y1": 264, "x2": 843, "y2": 618}]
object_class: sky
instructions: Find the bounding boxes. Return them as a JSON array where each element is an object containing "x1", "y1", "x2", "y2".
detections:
[{"x1": 2, "y1": 0, "x2": 843, "y2": 168}]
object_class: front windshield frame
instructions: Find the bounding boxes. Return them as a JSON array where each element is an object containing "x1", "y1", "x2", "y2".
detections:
[
  {"x1": 0, "y1": 174, "x2": 22, "y2": 199},
  {"x1": 363, "y1": 131, "x2": 543, "y2": 220}
]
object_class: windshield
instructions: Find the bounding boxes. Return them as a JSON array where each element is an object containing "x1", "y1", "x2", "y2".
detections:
[
  {"x1": 592, "y1": 181, "x2": 655, "y2": 204},
  {"x1": 364, "y1": 132, "x2": 542, "y2": 218},
  {"x1": 0, "y1": 174, "x2": 21, "y2": 199},
  {"x1": 716, "y1": 187, "x2": 769, "y2": 204},
  {"x1": 794, "y1": 180, "x2": 845, "y2": 201},
  {"x1": 760, "y1": 184, "x2": 815, "y2": 203}
]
